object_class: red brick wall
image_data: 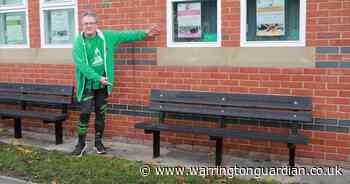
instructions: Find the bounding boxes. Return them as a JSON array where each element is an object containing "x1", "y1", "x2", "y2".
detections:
[
  {"x1": 1, "y1": 63, "x2": 350, "y2": 166},
  {"x1": 222, "y1": 0, "x2": 240, "y2": 46},
  {"x1": 308, "y1": 0, "x2": 350, "y2": 63},
  {"x1": 28, "y1": 0, "x2": 41, "y2": 48},
  {"x1": 1, "y1": 64, "x2": 349, "y2": 121},
  {"x1": 307, "y1": 0, "x2": 350, "y2": 46},
  {"x1": 25, "y1": 0, "x2": 350, "y2": 49},
  {"x1": 1, "y1": 0, "x2": 350, "y2": 166},
  {"x1": 78, "y1": 0, "x2": 165, "y2": 47}
]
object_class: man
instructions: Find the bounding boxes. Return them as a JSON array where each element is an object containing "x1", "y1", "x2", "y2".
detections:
[{"x1": 71, "y1": 12, "x2": 159, "y2": 156}]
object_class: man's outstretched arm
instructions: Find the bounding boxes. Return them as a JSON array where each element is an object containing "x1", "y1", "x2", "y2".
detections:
[{"x1": 107, "y1": 24, "x2": 160, "y2": 45}]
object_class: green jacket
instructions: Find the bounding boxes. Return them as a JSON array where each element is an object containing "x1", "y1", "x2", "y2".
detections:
[{"x1": 72, "y1": 29, "x2": 147, "y2": 102}]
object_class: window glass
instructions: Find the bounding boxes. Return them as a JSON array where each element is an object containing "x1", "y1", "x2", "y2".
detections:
[
  {"x1": 0, "y1": 0, "x2": 23, "y2": 6},
  {"x1": 44, "y1": 9, "x2": 75, "y2": 44},
  {"x1": 0, "y1": 12, "x2": 27, "y2": 45},
  {"x1": 246, "y1": 0, "x2": 299, "y2": 41},
  {"x1": 43, "y1": 0, "x2": 73, "y2": 3},
  {"x1": 172, "y1": 0, "x2": 217, "y2": 43}
]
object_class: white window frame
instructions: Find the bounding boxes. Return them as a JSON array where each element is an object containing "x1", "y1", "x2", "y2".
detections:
[
  {"x1": 0, "y1": 0, "x2": 29, "y2": 48},
  {"x1": 166, "y1": 0, "x2": 222, "y2": 48},
  {"x1": 39, "y1": 0, "x2": 78, "y2": 48},
  {"x1": 240, "y1": 0, "x2": 306, "y2": 47}
]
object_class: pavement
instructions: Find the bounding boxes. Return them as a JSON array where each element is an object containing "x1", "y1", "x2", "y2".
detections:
[{"x1": 0, "y1": 127, "x2": 350, "y2": 184}]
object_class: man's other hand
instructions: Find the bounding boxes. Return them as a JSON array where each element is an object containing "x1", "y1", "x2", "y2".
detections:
[{"x1": 100, "y1": 77, "x2": 111, "y2": 86}]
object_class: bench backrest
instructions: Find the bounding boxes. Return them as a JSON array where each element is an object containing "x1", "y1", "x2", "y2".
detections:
[
  {"x1": 0, "y1": 82, "x2": 74, "y2": 106},
  {"x1": 149, "y1": 89, "x2": 313, "y2": 122}
]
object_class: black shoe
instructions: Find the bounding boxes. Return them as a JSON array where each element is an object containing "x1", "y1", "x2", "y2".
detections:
[
  {"x1": 71, "y1": 143, "x2": 87, "y2": 157},
  {"x1": 94, "y1": 142, "x2": 106, "y2": 154}
]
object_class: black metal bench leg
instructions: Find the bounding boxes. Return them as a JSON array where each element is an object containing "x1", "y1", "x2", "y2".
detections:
[
  {"x1": 153, "y1": 131, "x2": 160, "y2": 158},
  {"x1": 215, "y1": 137, "x2": 223, "y2": 166},
  {"x1": 14, "y1": 118, "x2": 22, "y2": 139},
  {"x1": 288, "y1": 143, "x2": 296, "y2": 167},
  {"x1": 55, "y1": 122, "x2": 63, "y2": 145}
]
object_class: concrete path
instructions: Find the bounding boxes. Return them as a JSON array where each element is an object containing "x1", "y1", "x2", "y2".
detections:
[
  {"x1": 0, "y1": 176, "x2": 34, "y2": 184},
  {"x1": 0, "y1": 127, "x2": 350, "y2": 184}
]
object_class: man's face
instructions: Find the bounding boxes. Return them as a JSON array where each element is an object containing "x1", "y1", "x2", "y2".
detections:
[{"x1": 81, "y1": 16, "x2": 97, "y2": 37}]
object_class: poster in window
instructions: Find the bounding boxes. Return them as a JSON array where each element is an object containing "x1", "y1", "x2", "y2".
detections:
[
  {"x1": 51, "y1": 10, "x2": 70, "y2": 42},
  {"x1": 6, "y1": 15, "x2": 23, "y2": 44},
  {"x1": 256, "y1": 0, "x2": 285, "y2": 36},
  {"x1": 177, "y1": 2, "x2": 202, "y2": 38}
]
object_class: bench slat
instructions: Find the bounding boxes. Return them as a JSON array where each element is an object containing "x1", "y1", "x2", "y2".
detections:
[
  {"x1": 0, "y1": 109, "x2": 68, "y2": 122},
  {"x1": 135, "y1": 122, "x2": 308, "y2": 144},
  {"x1": 150, "y1": 102, "x2": 312, "y2": 122},
  {"x1": 151, "y1": 90, "x2": 312, "y2": 111},
  {"x1": 0, "y1": 83, "x2": 73, "y2": 96},
  {"x1": 0, "y1": 93, "x2": 71, "y2": 104}
]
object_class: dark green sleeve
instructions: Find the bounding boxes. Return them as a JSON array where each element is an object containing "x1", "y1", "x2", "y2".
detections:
[
  {"x1": 72, "y1": 38, "x2": 102, "y2": 81},
  {"x1": 104, "y1": 31, "x2": 148, "y2": 45}
]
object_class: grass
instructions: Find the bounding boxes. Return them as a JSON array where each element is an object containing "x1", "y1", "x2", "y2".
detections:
[{"x1": 0, "y1": 142, "x2": 288, "y2": 184}]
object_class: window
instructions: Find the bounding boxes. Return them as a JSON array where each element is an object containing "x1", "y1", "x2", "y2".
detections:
[
  {"x1": 241, "y1": 0, "x2": 306, "y2": 47},
  {"x1": 167, "y1": 0, "x2": 221, "y2": 47},
  {"x1": 40, "y1": 0, "x2": 77, "y2": 48},
  {"x1": 0, "y1": 0, "x2": 28, "y2": 48},
  {"x1": 0, "y1": 0, "x2": 23, "y2": 7}
]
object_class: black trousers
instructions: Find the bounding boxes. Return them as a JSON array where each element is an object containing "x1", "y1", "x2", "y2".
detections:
[{"x1": 77, "y1": 87, "x2": 108, "y2": 143}]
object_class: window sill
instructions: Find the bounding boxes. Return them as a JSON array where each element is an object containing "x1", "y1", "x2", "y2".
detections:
[
  {"x1": 167, "y1": 42, "x2": 221, "y2": 48},
  {"x1": 240, "y1": 40, "x2": 305, "y2": 47},
  {"x1": 0, "y1": 45, "x2": 29, "y2": 48},
  {"x1": 41, "y1": 44, "x2": 73, "y2": 48}
]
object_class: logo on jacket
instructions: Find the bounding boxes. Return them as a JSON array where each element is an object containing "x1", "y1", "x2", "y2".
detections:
[{"x1": 92, "y1": 48, "x2": 103, "y2": 66}]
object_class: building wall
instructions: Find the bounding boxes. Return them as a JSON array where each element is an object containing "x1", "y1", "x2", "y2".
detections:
[
  {"x1": 28, "y1": 0, "x2": 41, "y2": 48},
  {"x1": 308, "y1": 0, "x2": 350, "y2": 67},
  {"x1": 1, "y1": 0, "x2": 350, "y2": 166}
]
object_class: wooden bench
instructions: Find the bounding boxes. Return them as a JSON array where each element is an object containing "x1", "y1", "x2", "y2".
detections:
[
  {"x1": 0, "y1": 82, "x2": 74, "y2": 144},
  {"x1": 135, "y1": 89, "x2": 312, "y2": 167}
]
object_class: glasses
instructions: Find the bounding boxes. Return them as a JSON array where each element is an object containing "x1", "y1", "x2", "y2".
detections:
[{"x1": 82, "y1": 22, "x2": 97, "y2": 26}]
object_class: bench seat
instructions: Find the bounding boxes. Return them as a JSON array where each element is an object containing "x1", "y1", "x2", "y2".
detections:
[
  {"x1": 135, "y1": 89, "x2": 312, "y2": 167},
  {"x1": 0, "y1": 93, "x2": 71, "y2": 104},
  {"x1": 0, "y1": 109, "x2": 68, "y2": 122},
  {"x1": 135, "y1": 122, "x2": 308, "y2": 144},
  {"x1": 0, "y1": 82, "x2": 74, "y2": 144}
]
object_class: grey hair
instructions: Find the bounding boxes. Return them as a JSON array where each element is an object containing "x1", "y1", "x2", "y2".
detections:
[{"x1": 80, "y1": 11, "x2": 99, "y2": 23}]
